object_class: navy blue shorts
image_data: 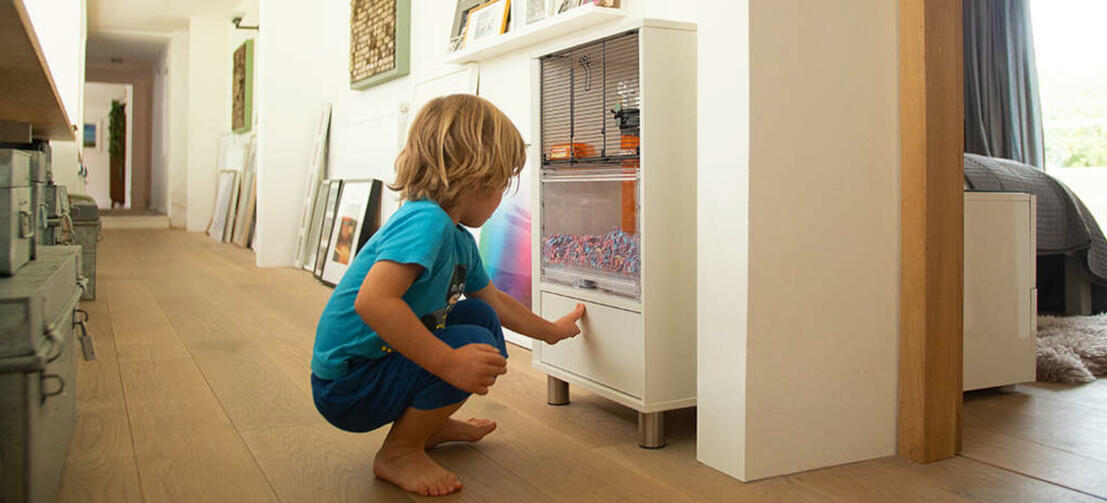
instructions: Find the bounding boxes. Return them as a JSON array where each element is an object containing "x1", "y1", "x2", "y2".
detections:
[{"x1": 311, "y1": 299, "x2": 508, "y2": 433}]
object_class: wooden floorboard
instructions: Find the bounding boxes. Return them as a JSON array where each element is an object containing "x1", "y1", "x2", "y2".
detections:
[
  {"x1": 56, "y1": 229, "x2": 1105, "y2": 502},
  {"x1": 962, "y1": 385, "x2": 1107, "y2": 499}
]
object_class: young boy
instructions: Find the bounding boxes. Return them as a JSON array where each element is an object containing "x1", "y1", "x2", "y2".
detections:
[{"x1": 311, "y1": 94, "x2": 585, "y2": 497}]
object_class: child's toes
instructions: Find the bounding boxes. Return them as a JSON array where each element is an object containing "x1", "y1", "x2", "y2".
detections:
[{"x1": 465, "y1": 418, "x2": 497, "y2": 441}]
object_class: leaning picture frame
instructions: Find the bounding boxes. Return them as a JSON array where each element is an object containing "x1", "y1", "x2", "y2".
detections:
[
  {"x1": 208, "y1": 169, "x2": 239, "y2": 243},
  {"x1": 319, "y1": 179, "x2": 384, "y2": 287},
  {"x1": 294, "y1": 104, "x2": 332, "y2": 268},
  {"x1": 232, "y1": 134, "x2": 258, "y2": 247},
  {"x1": 302, "y1": 177, "x2": 332, "y2": 271},
  {"x1": 448, "y1": 0, "x2": 485, "y2": 52},
  {"x1": 555, "y1": 0, "x2": 578, "y2": 14},
  {"x1": 314, "y1": 179, "x2": 344, "y2": 281},
  {"x1": 463, "y1": 0, "x2": 511, "y2": 48},
  {"x1": 521, "y1": 0, "x2": 550, "y2": 26}
]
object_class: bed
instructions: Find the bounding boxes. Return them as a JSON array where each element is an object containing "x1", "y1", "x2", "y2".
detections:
[{"x1": 963, "y1": 153, "x2": 1107, "y2": 315}]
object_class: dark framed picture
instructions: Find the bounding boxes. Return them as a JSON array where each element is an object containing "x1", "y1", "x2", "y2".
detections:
[
  {"x1": 350, "y1": 0, "x2": 411, "y2": 90},
  {"x1": 318, "y1": 179, "x2": 383, "y2": 287},
  {"x1": 314, "y1": 179, "x2": 344, "y2": 281}
]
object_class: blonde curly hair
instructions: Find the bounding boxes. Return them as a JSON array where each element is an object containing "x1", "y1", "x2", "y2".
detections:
[{"x1": 392, "y1": 94, "x2": 526, "y2": 209}]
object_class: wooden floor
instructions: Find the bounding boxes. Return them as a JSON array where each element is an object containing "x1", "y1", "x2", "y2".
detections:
[{"x1": 59, "y1": 229, "x2": 1107, "y2": 502}]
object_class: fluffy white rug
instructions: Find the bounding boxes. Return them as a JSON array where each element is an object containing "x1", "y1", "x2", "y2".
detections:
[{"x1": 1037, "y1": 313, "x2": 1107, "y2": 383}]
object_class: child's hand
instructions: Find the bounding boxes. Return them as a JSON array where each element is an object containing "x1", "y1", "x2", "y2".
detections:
[
  {"x1": 545, "y1": 304, "x2": 585, "y2": 344},
  {"x1": 440, "y1": 343, "x2": 508, "y2": 395}
]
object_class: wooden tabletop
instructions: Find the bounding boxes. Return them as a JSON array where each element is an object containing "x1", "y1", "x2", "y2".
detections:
[{"x1": 0, "y1": 0, "x2": 75, "y2": 141}]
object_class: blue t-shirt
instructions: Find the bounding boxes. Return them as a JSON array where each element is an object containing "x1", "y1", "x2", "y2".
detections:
[{"x1": 310, "y1": 200, "x2": 491, "y2": 380}]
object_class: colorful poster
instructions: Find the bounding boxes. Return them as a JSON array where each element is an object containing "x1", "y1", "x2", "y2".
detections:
[{"x1": 479, "y1": 168, "x2": 532, "y2": 309}]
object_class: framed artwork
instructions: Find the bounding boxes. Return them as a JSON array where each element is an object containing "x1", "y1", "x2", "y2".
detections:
[
  {"x1": 448, "y1": 0, "x2": 484, "y2": 52},
  {"x1": 82, "y1": 123, "x2": 96, "y2": 148},
  {"x1": 314, "y1": 180, "x2": 343, "y2": 280},
  {"x1": 520, "y1": 0, "x2": 550, "y2": 26},
  {"x1": 303, "y1": 177, "x2": 332, "y2": 271},
  {"x1": 319, "y1": 179, "x2": 383, "y2": 287},
  {"x1": 555, "y1": 0, "x2": 578, "y2": 14},
  {"x1": 350, "y1": 0, "x2": 411, "y2": 90},
  {"x1": 232, "y1": 39, "x2": 254, "y2": 133},
  {"x1": 208, "y1": 169, "x2": 239, "y2": 243},
  {"x1": 464, "y1": 0, "x2": 511, "y2": 47},
  {"x1": 295, "y1": 104, "x2": 332, "y2": 268},
  {"x1": 232, "y1": 134, "x2": 258, "y2": 247}
]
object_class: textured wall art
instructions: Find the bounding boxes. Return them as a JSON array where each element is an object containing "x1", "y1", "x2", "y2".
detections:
[
  {"x1": 232, "y1": 39, "x2": 254, "y2": 133},
  {"x1": 350, "y1": 0, "x2": 410, "y2": 89}
]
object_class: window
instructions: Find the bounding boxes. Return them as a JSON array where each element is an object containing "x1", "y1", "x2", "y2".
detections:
[{"x1": 1031, "y1": 0, "x2": 1107, "y2": 169}]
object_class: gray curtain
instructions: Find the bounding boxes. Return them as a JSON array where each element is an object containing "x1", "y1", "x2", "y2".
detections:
[{"x1": 963, "y1": 0, "x2": 1045, "y2": 168}]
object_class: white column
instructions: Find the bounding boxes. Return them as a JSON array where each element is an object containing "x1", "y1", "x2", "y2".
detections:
[
  {"x1": 185, "y1": 17, "x2": 230, "y2": 232},
  {"x1": 696, "y1": 0, "x2": 752, "y2": 480},
  {"x1": 697, "y1": 0, "x2": 901, "y2": 481}
]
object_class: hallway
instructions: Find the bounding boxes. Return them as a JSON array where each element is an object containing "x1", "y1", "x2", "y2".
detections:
[{"x1": 57, "y1": 230, "x2": 1103, "y2": 502}]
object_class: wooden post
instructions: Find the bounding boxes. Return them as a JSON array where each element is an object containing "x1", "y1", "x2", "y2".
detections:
[{"x1": 898, "y1": 0, "x2": 964, "y2": 463}]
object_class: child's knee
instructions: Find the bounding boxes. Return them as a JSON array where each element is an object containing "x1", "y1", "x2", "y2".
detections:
[
  {"x1": 441, "y1": 325, "x2": 495, "y2": 348},
  {"x1": 452, "y1": 298, "x2": 500, "y2": 327}
]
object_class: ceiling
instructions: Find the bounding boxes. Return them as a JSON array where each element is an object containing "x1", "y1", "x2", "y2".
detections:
[
  {"x1": 84, "y1": 0, "x2": 255, "y2": 66},
  {"x1": 86, "y1": 0, "x2": 247, "y2": 33},
  {"x1": 86, "y1": 31, "x2": 169, "y2": 66}
]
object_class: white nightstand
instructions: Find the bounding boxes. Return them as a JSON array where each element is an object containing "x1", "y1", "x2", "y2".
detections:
[{"x1": 963, "y1": 192, "x2": 1037, "y2": 391}]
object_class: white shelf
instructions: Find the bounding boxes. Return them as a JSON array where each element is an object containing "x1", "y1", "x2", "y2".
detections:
[{"x1": 443, "y1": 4, "x2": 626, "y2": 65}]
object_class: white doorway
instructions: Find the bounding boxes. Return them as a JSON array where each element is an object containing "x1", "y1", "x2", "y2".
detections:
[{"x1": 82, "y1": 81, "x2": 134, "y2": 209}]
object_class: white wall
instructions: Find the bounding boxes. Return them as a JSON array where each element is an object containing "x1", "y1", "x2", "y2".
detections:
[
  {"x1": 24, "y1": 0, "x2": 86, "y2": 129},
  {"x1": 255, "y1": 0, "x2": 338, "y2": 266},
  {"x1": 696, "y1": 0, "x2": 751, "y2": 479},
  {"x1": 152, "y1": 48, "x2": 169, "y2": 213},
  {"x1": 697, "y1": 0, "x2": 900, "y2": 481},
  {"x1": 185, "y1": 17, "x2": 230, "y2": 231},
  {"x1": 167, "y1": 29, "x2": 190, "y2": 227},
  {"x1": 81, "y1": 82, "x2": 129, "y2": 207},
  {"x1": 24, "y1": 0, "x2": 87, "y2": 196},
  {"x1": 253, "y1": 0, "x2": 694, "y2": 267}
]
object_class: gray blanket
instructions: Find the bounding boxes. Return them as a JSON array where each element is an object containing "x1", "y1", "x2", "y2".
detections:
[{"x1": 963, "y1": 153, "x2": 1107, "y2": 286}]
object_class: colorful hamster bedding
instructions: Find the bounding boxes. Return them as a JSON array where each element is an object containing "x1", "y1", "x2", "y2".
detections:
[{"x1": 541, "y1": 229, "x2": 640, "y2": 276}]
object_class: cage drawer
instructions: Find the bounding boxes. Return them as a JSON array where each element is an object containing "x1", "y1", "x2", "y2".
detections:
[{"x1": 538, "y1": 291, "x2": 643, "y2": 398}]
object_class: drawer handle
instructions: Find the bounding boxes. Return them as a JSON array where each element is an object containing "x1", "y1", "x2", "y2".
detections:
[
  {"x1": 43, "y1": 327, "x2": 63, "y2": 363},
  {"x1": 19, "y1": 209, "x2": 35, "y2": 239},
  {"x1": 74, "y1": 309, "x2": 97, "y2": 362},
  {"x1": 40, "y1": 374, "x2": 66, "y2": 403}
]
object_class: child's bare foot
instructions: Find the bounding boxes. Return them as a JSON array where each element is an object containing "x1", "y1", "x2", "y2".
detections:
[
  {"x1": 426, "y1": 417, "x2": 497, "y2": 448},
  {"x1": 373, "y1": 447, "x2": 462, "y2": 497}
]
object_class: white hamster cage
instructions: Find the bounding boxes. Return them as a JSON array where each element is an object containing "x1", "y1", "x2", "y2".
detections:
[{"x1": 530, "y1": 21, "x2": 697, "y2": 448}]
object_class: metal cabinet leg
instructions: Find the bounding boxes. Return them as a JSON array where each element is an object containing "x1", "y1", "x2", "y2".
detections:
[
  {"x1": 547, "y1": 376, "x2": 569, "y2": 406},
  {"x1": 638, "y1": 411, "x2": 666, "y2": 449}
]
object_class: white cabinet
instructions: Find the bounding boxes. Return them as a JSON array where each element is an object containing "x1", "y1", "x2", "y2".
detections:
[
  {"x1": 529, "y1": 21, "x2": 697, "y2": 447},
  {"x1": 963, "y1": 192, "x2": 1037, "y2": 391}
]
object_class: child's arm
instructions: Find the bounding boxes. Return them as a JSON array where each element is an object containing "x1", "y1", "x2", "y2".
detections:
[
  {"x1": 467, "y1": 283, "x2": 585, "y2": 344},
  {"x1": 355, "y1": 260, "x2": 507, "y2": 395}
]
